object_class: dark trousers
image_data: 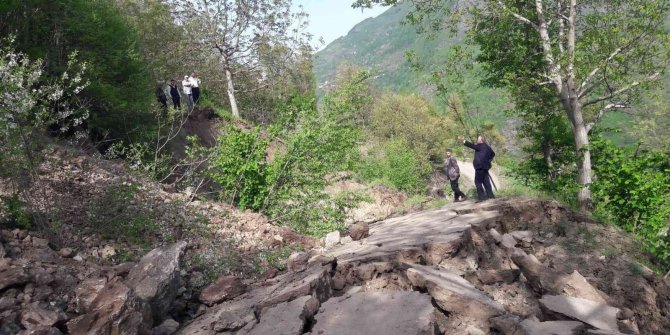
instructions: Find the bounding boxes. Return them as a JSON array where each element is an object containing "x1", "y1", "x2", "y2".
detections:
[
  {"x1": 158, "y1": 95, "x2": 168, "y2": 109},
  {"x1": 192, "y1": 87, "x2": 200, "y2": 104},
  {"x1": 171, "y1": 95, "x2": 181, "y2": 109},
  {"x1": 450, "y1": 177, "x2": 466, "y2": 201},
  {"x1": 474, "y1": 169, "x2": 495, "y2": 201}
]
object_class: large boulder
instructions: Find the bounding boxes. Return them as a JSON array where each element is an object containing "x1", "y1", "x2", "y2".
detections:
[
  {"x1": 406, "y1": 264, "x2": 505, "y2": 321},
  {"x1": 247, "y1": 295, "x2": 318, "y2": 335},
  {"x1": 199, "y1": 276, "x2": 246, "y2": 306},
  {"x1": 310, "y1": 291, "x2": 437, "y2": 335},
  {"x1": 349, "y1": 222, "x2": 369, "y2": 241},
  {"x1": 67, "y1": 280, "x2": 153, "y2": 335},
  {"x1": 539, "y1": 295, "x2": 620, "y2": 332},
  {"x1": 0, "y1": 267, "x2": 28, "y2": 291},
  {"x1": 126, "y1": 241, "x2": 187, "y2": 320},
  {"x1": 73, "y1": 277, "x2": 108, "y2": 313},
  {"x1": 20, "y1": 303, "x2": 67, "y2": 330}
]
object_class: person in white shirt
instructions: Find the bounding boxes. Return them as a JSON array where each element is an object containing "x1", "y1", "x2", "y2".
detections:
[
  {"x1": 182, "y1": 75, "x2": 193, "y2": 110},
  {"x1": 190, "y1": 72, "x2": 201, "y2": 104}
]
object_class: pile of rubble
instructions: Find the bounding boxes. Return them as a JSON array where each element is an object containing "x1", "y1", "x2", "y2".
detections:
[
  {"x1": 2, "y1": 198, "x2": 668, "y2": 334},
  {"x1": 180, "y1": 198, "x2": 670, "y2": 334}
]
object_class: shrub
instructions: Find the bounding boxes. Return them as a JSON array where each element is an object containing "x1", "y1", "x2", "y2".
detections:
[
  {"x1": 0, "y1": 196, "x2": 32, "y2": 230},
  {"x1": 359, "y1": 139, "x2": 432, "y2": 194},
  {"x1": 591, "y1": 138, "x2": 670, "y2": 266},
  {"x1": 369, "y1": 93, "x2": 454, "y2": 161}
]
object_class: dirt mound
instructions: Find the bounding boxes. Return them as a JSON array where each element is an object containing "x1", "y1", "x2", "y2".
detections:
[
  {"x1": 0, "y1": 144, "x2": 320, "y2": 333},
  {"x1": 179, "y1": 197, "x2": 670, "y2": 334}
]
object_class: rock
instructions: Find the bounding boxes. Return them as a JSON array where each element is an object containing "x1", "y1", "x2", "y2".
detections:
[
  {"x1": 0, "y1": 257, "x2": 10, "y2": 271},
  {"x1": 324, "y1": 231, "x2": 341, "y2": 248},
  {"x1": 490, "y1": 315, "x2": 525, "y2": 335},
  {"x1": 100, "y1": 245, "x2": 116, "y2": 259},
  {"x1": 0, "y1": 296, "x2": 16, "y2": 311},
  {"x1": 113, "y1": 262, "x2": 136, "y2": 277},
  {"x1": 349, "y1": 222, "x2": 369, "y2": 241},
  {"x1": 153, "y1": 318, "x2": 180, "y2": 335},
  {"x1": 20, "y1": 303, "x2": 67, "y2": 330},
  {"x1": 406, "y1": 264, "x2": 504, "y2": 321},
  {"x1": 475, "y1": 269, "x2": 521, "y2": 285},
  {"x1": 126, "y1": 241, "x2": 187, "y2": 320},
  {"x1": 560, "y1": 271, "x2": 607, "y2": 303},
  {"x1": 520, "y1": 319, "x2": 586, "y2": 335},
  {"x1": 332, "y1": 275, "x2": 346, "y2": 291},
  {"x1": 74, "y1": 277, "x2": 108, "y2": 313},
  {"x1": 340, "y1": 236, "x2": 353, "y2": 244},
  {"x1": 310, "y1": 291, "x2": 436, "y2": 335},
  {"x1": 73, "y1": 254, "x2": 83, "y2": 262},
  {"x1": 199, "y1": 276, "x2": 246, "y2": 306},
  {"x1": 287, "y1": 252, "x2": 310, "y2": 273},
  {"x1": 58, "y1": 248, "x2": 74, "y2": 258},
  {"x1": 31, "y1": 267, "x2": 54, "y2": 286},
  {"x1": 501, "y1": 234, "x2": 517, "y2": 249},
  {"x1": 307, "y1": 254, "x2": 336, "y2": 267},
  {"x1": 19, "y1": 326, "x2": 64, "y2": 334},
  {"x1": 31, "y1": 237, "x2": 49, "y2": 248},
  {"x1": 539, "y1": 295, "x2": 620, "y2": 332},
  {"x1": 510, "y1": 231, "x2": 533, "y2": 243},
  {"x1": 0, "y1": 242, "x2": 5, "y2": 258},
  {"x1": 67, "y1": 280, "x2": 152, "y2": 335},
  {"x1": 489, "y1": 228, "x2": 503, "y2": 243},
  {"x1": 248, "y1": 295, "x2": 316, "y2": 335},
  {"x1": 0, "y1": 268, "x2": 28, "y2": 291},
  {"x1": 260, "y1": 265, "x2": 333, "y2": 307}
]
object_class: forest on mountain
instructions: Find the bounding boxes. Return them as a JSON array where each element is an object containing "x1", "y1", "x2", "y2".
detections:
[{"x1": 1, "y1": 0, "x2": 669, "y2": 298}]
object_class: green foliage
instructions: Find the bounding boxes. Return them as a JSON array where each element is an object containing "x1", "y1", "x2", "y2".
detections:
[
  {"x1": 591, "y1": 138, "x2": 670, "y2": 266},
  {"x1": 209, "y1": 127, "x2": 269, "y2": 210},
  {"x1": 0, "y1": 0, "x2": 155, "y2": 142},
  {"x1": 0, "y1": 39, "x2": 88, "y2": 229},
  {"x1": 207, "y1": 75, "x2": 370, "y2": 236},
  {"x1": 0, "y1": 195, "x2": 32, "y2": 230},
  {"x1": 359, "y1": 139, "x2": 432, "y2": 194},
  {"x1": 88, "y1": 183, "x2": 157, "y2": 247},
  {"x1": 369, "y1": 93, "x2": 454, "y2": 160}
]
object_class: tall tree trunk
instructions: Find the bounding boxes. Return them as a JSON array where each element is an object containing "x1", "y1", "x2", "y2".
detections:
[
  {"x1": 220, "y1": 55, "x2": 240, "y2": 118},
  {"x1": 542, "y1": 140, "x2": 554, "y2": 181},
  {"x1": 564, "y1": 99, "x2": 593, "y2": 211},
  {"x1": 224, "y1": 67, "x2": 240, "y2": 118}
]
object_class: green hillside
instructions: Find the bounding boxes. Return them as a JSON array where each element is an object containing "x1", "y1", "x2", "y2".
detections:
[
  {"x1": 314, "y1": 3, "x2": 512, "y2": 130},
  {"x1": 314, "y1": 3, "x2": 669, "y2": 147}
]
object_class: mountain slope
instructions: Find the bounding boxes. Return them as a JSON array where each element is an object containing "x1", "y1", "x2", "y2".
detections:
[{"x1": 314, "y1": 3, "x2": 512, "y2": 129}]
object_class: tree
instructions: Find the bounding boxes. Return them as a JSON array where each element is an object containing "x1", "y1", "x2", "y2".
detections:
[
  {"x1": 355, "y1": 0, "x2": 670, "y2": 211},
  {"x1": 0, "y1": 0, "x2": 155, "y2": 143},
  {"x1": 168, "y1": 0, "x2": 311, "y2": 118}
]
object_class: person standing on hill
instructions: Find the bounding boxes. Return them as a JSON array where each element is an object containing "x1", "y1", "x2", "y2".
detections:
[
  {"x1": 182, "y1": 75, "x2": 193, "y2": 110},
  {"x1": 156, "y1": 81, "x2": 168, "y2": 110},
  {"x1": 445, "y1": 149, "x2": 467, "y2": 202},
  {"x1": 168, "y1": 79, "x2": 181, "y2": 109},
  {"x1": 190, "y1": 72, "x2": 201, "y2": 104},
  {"x1": 458, "y1": 135, "x2": 495, "y2": 202}
]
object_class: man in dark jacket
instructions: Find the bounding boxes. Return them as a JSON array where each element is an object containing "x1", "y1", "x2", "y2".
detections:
[
  {"x1": 168, "y1": 79, "x2": 181, "y2": 109},
  {"x1": 445, "y1": 149, "x2": 467, "y2": 202},
  {"x1": 459, "y1": 135, "x2": 495, "y2": 202}
]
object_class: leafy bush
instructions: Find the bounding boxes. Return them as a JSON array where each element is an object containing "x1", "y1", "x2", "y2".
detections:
[
  {"x1": 359, "y1": 139, "x2": 432, "y2": 194},
  {"x1": 369, "y1": 93, "x2": 454, "y2": 161},
  {"x1": 591, "y1": 138, "x2": 670, "y2": 266},
  {"x1": 0, "y1": 196, "x2": 32, "y2": 229},
  {"x1": 207, "y1": 75, "x2": 370, "y2": 237}
]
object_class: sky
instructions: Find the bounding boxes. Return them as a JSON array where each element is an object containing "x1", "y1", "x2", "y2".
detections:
[{"x1": 293, "y1": 0, "x2": 388, "y2": 48}]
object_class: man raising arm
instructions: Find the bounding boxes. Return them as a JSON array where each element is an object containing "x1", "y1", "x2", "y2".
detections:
[{"x1": 458, "y1": 135, "x2": 495, "y2": 202}]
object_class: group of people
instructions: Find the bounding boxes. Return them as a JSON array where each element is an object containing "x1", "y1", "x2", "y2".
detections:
[
  {"x1": 156, "y1": 73, "x2": 202, "y2": 111},
  {"x1": 444, "y1": 135, "x2": 496, "y2": 203}
]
